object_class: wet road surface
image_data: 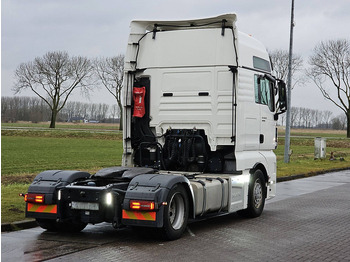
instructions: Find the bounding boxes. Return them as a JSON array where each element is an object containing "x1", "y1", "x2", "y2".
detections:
[{"x1": 2, "y1": 170, "x2": 350, "y2": 262}]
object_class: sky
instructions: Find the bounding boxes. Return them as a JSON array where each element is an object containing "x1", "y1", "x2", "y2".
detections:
[{"x1": 2, "y1": 0, "x2": 350, "y2": 117}]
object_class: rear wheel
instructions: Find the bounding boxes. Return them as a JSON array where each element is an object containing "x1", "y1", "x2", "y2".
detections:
[
  {"x1": 56, "y1": 220, "x2": 87, "y2": 232},
  {"x1": 237, "y1": 169, "x2": 266, "y2": 218},
  {"x1": 161, "y1": 184, "x2": 189, "y2": 240},
  {"x1": 36, "y1": 218, "x2": 57, "y2": 231}
]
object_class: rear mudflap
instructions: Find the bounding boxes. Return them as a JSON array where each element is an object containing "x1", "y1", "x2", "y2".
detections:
[{"x1": 26, "y1": 203, "x2": 58, "y2": 220}]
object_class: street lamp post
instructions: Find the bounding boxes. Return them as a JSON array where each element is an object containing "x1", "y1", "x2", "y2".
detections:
[{"x1": 284, "y1": 0, "x2": 295, "y2": 163}]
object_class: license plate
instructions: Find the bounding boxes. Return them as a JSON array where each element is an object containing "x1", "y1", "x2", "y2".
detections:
[{"x1": 71, "y1": 201, "x2": 99, "y2": 211}]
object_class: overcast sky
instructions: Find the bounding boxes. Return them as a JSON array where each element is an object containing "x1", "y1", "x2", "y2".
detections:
[{"x1": 2, "y1": 0, "x2": 350, "y2": 116}]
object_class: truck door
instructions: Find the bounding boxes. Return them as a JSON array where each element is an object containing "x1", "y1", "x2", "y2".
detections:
[{"x1": 254, "y1": 75, "x2": 276, "y2": 150}]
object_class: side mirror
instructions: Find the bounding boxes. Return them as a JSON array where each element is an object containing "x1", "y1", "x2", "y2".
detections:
[
  {"x1": 274, "y1": 80, "x2": 287, "y2": 120},
  {"x1": 277, "y1": 81, "x2": 287, "y2": 112}
]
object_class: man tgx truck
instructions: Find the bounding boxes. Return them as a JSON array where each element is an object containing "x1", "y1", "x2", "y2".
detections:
[{"x1": 23, "y1": 14, "x2": 287, "y2": 240}]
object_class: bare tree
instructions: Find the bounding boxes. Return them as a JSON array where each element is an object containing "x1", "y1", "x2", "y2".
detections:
[
  {"x1": 93, "y1": 55, "x2": 124, "y2": 130},
  {"x1": 269, "y1": 49, "x2": 305, "y2": 89},
  {"x1": 290, "y1": 107, "x2": 299, "y2": 127},
  {"x1": 89, "y1": 103, "x2": 97, "y2": 120},
  {"x1": 96, "y1": 103, "x2": 109, "y2": 121},
  {"x1": 332, "y1": 114, "x2": 347, "y2": 130},
  {"x1": 307, "y1": 39, "x2": 350, "y2": 137},
  {"x1": 110, "y1": 104, "x2": 119, "y2": 121},
  {"x1": 13, "y1": 51, "x2": 93, "y2": 128},
  {"x1": 321, "y1": 110, "x2": 333, "y2": 129}
]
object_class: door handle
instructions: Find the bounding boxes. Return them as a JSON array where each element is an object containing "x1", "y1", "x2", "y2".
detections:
[{"x1": 260, "y1": 134, "x2": 264, "y2": 144}]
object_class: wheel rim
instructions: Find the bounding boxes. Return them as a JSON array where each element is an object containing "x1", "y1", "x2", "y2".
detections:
[
  {"x1": 168, "y1": 192, "x2": 185, "y2": 230},
  {"x1": 253, "y1": 179, "x2": 263, "y2": 209}
]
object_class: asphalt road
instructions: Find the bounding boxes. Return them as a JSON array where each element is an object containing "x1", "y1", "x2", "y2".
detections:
[{"x1": 2, "y1": 170, "x2": 350, "y2": 262}]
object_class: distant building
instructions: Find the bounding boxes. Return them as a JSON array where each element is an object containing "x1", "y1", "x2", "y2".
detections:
[
  {"x1": 87, "y1": 119, "x2": 99, "y2": 123},
  {"x1": 67, "y1": 116, "x2": 85, "y2": 123}
]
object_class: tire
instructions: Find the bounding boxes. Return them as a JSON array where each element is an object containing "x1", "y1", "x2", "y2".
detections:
[
  {"x1": 36, "y1": 218, "x2": 87, "y2": 233},
  {"x1": 237, "y1": 169, "x2": 266, "y2": 218},
  {"x1": 56, "y1": 220, "x2": 87, "y2": 232},
  {"x1": 36, "y1": 218, "x2": 57, "y2": 231},
  {"x1": 160, "y1": 184, "x2": 189, "y2": 240}
]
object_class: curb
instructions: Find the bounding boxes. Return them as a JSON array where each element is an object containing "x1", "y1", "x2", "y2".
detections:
[
  {"x1": 277, "y1": 167, "x2": 350, "y2": 182},
  {"x1": 2, "y1": 168, "x2": 349, "y2": 232},
  {"x1": 2, "y1": 219, "x2": 37, "y2": 232}
]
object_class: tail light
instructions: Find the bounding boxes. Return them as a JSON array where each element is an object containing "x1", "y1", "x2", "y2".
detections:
[
  {"x1": 130, "y1": 200, "x2": 155, "y2": 211},
  {"x1": 24, "y1": 193, "x2": 45, "y2": 204}
]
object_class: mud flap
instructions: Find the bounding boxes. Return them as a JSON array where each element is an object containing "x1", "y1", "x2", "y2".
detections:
[{"x1": 121, "y1": 173, "x2": 194, "y2": 227}]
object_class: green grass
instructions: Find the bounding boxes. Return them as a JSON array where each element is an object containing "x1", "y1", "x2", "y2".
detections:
[
  {"x1": 2, "y1": 122, "x2": 120, "y2": 130},
  {"x1": 2, "y1": 134, "x2": 122, "y2": 176},
  {"x1": 1, "y1": 129, "x2": 122, "y2": 140},
  {"x1": 1, "y1": 184, "x2": 29, "y2": 223},
  {"x1": 275, "y1": 137, "x2": 350, "y2": 177}
]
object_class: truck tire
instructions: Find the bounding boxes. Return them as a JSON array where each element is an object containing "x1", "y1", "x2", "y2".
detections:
[
  {"x1": 237, "y1": 169, "x2": 266, "y2": 218},
  {"x1": 56, "y1": 220, "x2": 87, "y2": 232},
  {"x1": 36, "y1": 218, "x2": 87, "y2": 233},
  {"x1": 161, "y1": 184, "x2": 189, "y2": 240},
  {"x1": 36, "y1": 218, "x2": 57, "y2": 231}
]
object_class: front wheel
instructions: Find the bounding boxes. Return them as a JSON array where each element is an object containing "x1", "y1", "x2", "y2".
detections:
[
  {"x1": 160, "y1": 184, "x2": 189, "y2": 240},
  {"x1": 237, "y1": 169, "x2": 266, "y2": 218}
]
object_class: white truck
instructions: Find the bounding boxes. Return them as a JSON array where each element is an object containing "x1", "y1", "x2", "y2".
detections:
[{"x1": 23, "y1": 14, "x2": 286, "y2": 240}]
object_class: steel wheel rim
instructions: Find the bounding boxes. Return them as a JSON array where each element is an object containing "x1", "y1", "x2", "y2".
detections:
[
  {"x1": 168, "y1": 192, "x2": 185, "y2": 230},
  {"x1": 253, "y1": 179, "x2": 263, "y2": 209}
]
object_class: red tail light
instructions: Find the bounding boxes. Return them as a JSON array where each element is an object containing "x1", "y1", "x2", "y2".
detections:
[
  {"x1": 24, "y1": 193, "x2": 45, "y2": 203},
  {"x1": 130, "y1": 200, "x2": 155, "y2": 211}
]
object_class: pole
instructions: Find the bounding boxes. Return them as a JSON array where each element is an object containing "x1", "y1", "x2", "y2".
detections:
[{"x1": 284, "y1": 0, "x2": 295, "y2": 163}]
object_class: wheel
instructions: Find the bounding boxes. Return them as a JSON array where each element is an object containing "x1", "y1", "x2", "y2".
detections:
[
  {"x1": 56, "y1": 220, "x2": 87, "y2": 232},
  {"x1": 161, "y1": 184, "x2": 189, "y2": 240},
  {"x1": 36, "y1": 218, "x2": 87, "y2": 232},
  {"x1": 36, "y1": 218, "x2": 57, "y2": 231},
  {"x1": 237, "y1": 169, "x2": 266, "y2": 218}
]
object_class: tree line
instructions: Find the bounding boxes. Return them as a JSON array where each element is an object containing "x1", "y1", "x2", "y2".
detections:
[
  {"x1": 2, "y1": 95, "x2": 347, "y2": 131},
  {"x1": 1, "y1": 96, "x2": 119, "y2": 123},
  {"x1": 278, "y1": 106, "x2": 346, "y2": 130}
]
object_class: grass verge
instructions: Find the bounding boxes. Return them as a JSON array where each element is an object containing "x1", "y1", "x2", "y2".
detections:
[
  {"x1": 276, "y1": 137, "x2": 350, "y2": 177},
  {"x1": 1, "y1": 184, "x2": 30, "y2": 223}
]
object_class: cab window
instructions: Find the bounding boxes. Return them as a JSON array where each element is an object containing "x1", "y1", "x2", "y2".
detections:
[{"x1": 254, "y1": 75, "x2": 275, "y2": 112}]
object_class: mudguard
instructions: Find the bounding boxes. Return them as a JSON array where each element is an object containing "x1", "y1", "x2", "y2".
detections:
[
  {"x1": 122, "y1": 173, "x2": 194, "y2": 228},
  {"x1": 28, "y1": 170, "x2": 91, "y2": 204}
]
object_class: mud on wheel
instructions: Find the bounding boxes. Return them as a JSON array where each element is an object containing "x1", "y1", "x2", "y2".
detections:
[{"x1": 161, "y1": 184, "x2": 189, "y2": 240}]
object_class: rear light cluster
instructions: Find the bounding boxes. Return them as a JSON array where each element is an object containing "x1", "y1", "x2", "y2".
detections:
[
  {"x1": 24, "y1": 193, "x2": 45, "y2": 203},
  {"x1": 130, "y1": 200, "x2": 155, "y2": 211}
]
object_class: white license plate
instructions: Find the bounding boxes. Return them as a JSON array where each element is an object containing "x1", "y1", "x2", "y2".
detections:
[{"x1": 71, "y1": 201, "x2": 99, "y2": 211}]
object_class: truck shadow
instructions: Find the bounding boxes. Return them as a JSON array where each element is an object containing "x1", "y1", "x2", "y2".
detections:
[{"x1": 23, "y1": 211, "x2": 276, "y2": 261}]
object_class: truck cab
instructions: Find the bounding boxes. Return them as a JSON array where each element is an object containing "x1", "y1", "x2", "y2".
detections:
[{"x1": 123, "y1": 13, "x2": 286, "y2": 200}]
